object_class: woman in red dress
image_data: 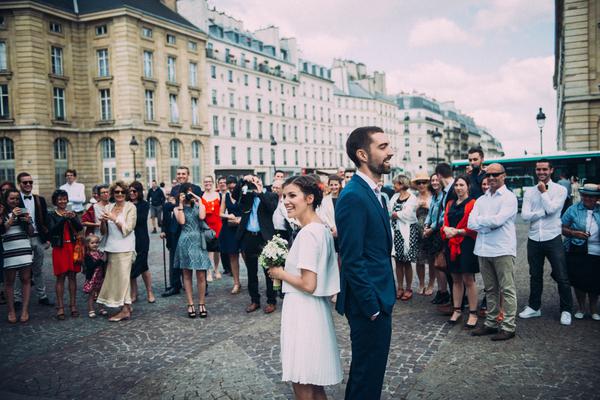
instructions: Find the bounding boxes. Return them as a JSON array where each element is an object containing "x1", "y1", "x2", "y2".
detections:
[
  {"x1": 48, "y1": 190, "x2": 83, "y2": 319},
  {"x1": 202, "y1": 176, "x2": 222, "y2": 282}
]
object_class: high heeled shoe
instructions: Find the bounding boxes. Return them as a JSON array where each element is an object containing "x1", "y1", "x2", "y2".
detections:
[
  {"x1": 464, "y1": 310, "x2": 478, "y2": 329},
  {"x1": 447, "y1": 307, "x2": 462, "y2": 325},
  {"x1": 187, "y1": 304, "x2": 196, "y2": 318},
  {"x1": 198, "y1": 304, "x2": 207, "y2": 319}
]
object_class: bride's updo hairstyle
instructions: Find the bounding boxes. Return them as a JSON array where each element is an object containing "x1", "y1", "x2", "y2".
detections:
[{"x1": 283, "y1": 175, "x2": 324, "y2": 209}]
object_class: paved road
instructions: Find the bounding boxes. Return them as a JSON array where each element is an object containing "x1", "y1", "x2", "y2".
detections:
[{"x1": 0, "y1": 222, "x2": 598, "y2": 399}]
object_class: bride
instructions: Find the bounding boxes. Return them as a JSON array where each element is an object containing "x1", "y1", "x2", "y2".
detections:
[{"x1": 268, "y1": 175, "x2": 342, "y2": 400}]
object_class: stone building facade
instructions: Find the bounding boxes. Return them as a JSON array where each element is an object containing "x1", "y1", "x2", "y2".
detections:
[
  {"x1": 555, "y1": 0, "x2": 600, "y2": 151},
  {"x1": 0, "y1": 0, "x2": 208, "y2": 199}
]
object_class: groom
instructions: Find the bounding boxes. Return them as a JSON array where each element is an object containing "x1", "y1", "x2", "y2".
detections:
[{"x1": 335, "y1": 126, "x2": 396, "y2": 399}]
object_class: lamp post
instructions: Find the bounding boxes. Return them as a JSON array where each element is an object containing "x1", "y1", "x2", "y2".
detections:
[
  {"x1": 432, "y1": 127, "x2": 443, "y2": 163},
  {"x1": 270, "y1": 135, "x2": 278, "y2": 182},
  {"x1": 536, "y1": 107, "x2": 546, "y2": 154},
  {"x1": 129, "y1": 135, "x2": 139, "y2": 180}
]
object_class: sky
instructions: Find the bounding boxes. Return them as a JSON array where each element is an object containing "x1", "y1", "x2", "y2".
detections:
[{"x1": 207, "y1": 0, "x2": 556, "y2": 156}]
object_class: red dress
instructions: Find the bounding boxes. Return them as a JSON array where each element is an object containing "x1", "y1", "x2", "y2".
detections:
[
  {"x1": 52, "y1": 223, "x2": 81, "y2": 276},
  {"x1": 202, "y1": 196, "x2": 222, "y2": 238}
]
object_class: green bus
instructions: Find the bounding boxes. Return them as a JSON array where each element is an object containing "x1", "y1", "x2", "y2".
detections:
[{"x1": 451, "y1": 151, "x2": 600, "y2": 206}]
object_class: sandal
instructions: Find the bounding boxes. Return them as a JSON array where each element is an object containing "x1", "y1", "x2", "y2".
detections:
[
  {"x1": 8, "y1": 312, "x2": 17, "y2": 324},
  {"x1": 56, "y1": 307, "x2": 65, "y2": 321},
  {"x1": 464, "y1": 310, "x2": 478, "y2": 329},
  {"x1": 396, "y1": 288, "x2": 404, "y2": 300},
  {"x1": 448, "y1": 307, "x2": 462, "y2": 325},
  {"x1": 187, "y1": 304, "x2": 196, "y2": 318},
  {"x1": 98, "y1": 308, "x2": 108, "y2": 316},
  {"x1": 417, "y1": 287, "x2": 426, "y2": 296},
  {"x1": 88, "y1": 310, "x2": 97, "y2": 318},
  {"x1": 400, "y1": 289, "x2": 413, "y2": 301},
  {"x1": 198, "y1": 304, "x2": 207, "y2": 319},
  {"x1": 70, "y1": 306, "x2": 80, "y2": 318},
  {"x1": 215, "y1": 271, "x2": 222, "y2": 280},
  {"x1": 424, "y1": 287, "x2": 434, "y2": 296},
  {"x1": 231, "y1": 284, "x2": 241, "y2": 294}
]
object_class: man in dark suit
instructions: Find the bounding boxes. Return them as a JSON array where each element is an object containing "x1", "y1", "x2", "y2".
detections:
[
  {"x1": 232, "y1": 175, "x2": 278, "y2": 313},
  {"x1": 15, "y1": 172, "x2": 53, "y2": 306},
  {"x1": 335, "y1": 126, "x2": 396, "y2": 400}
]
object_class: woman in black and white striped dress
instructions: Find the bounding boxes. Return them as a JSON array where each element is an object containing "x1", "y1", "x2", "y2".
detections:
[{"x1": 1, "y1": 188, "x2": 34, "y2": 323}]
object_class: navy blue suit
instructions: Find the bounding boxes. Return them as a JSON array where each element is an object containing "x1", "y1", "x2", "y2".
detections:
[{"x1": 335, "y1": 174, "x2": 396, "y2": 400}]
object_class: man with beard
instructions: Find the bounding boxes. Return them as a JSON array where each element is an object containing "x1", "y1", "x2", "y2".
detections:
[
  {"x1": 467, "y1": 147, "x2": 487, "y2": 199},
  {"x1": 335, "y1": 126, "x2": 396, "y2": 399},
  {"x1": 519, "y1": 159, "x2": 572, "y2": 325}
]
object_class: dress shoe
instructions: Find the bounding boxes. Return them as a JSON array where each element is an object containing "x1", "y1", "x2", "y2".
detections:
[
  {"x1": 490, "y1": 329, "x2": 515, "y2": 341},
  {"x1": 518, "y1": 306, "x2": 541, "y2": 319},
  {"x1": 38, "y1": 297, "x2": 54, "y2": 306},
  {"x1": 471, "y1": 326, "x2": 499, "y2": 337},
  {"x1": 264, "y1": 304, "x2": 276, "y2": 314},
  {"x1": 161, "y1": 287, "x2": 181, "y2": 297},
  {"x1": 246, "y1": 303, "x2": 260, "y2": 313}
]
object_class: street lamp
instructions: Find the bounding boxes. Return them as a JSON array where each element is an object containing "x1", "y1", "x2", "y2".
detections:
[
  {"x1": 536, "y1": 107, "x2": 546, "y2": 154},
  {"x1": 270, "y1": 135, "x2": 278, "y2": 181},
  {"x1": 432, "y1": 127, "x2": 443, "y2": 163},
  {"x1": 129, "y1": 135, "x2": 139, "y2": 180}
]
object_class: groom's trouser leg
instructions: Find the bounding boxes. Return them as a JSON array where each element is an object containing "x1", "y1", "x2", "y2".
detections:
[{"x1": 345, "y1": 299, "x2": 391, "y2": 400}]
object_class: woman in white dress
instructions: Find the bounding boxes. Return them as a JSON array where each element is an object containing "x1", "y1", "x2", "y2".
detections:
[{"x1": 268, "y1": 175, "x2": 342, "y2": 400}]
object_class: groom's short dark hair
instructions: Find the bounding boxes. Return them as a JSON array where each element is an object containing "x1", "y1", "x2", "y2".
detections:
[{"x1": 346, "y1": 126, "x2": 384, "y2": 167}]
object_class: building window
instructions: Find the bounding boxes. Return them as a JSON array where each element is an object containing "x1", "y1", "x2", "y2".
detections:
[
  {"x1": 244, "y1": 96, "x2": 249, "y2": 111},
  {"x1": 0, "y1": 84, "x2": 9, "y2": 119},
  {"x1": 0, "y1": 137, "x2": 15, "y2": 183},
  {"x1": 282, "y1": 124, "x2": 287, "y2": 141},
  {"x1": 212, "y1": 115, "x2": 219, "y2": 135},
  {"x1": 144, "y1": 89, "x2": 154, "y2": 120},
  {"x1": 145, "y1": 137, "x2": 158, "y2": 183},
  {"x1": 259, "y1": 148, "x2": 264, "y2": 165},
  {"x1": 258, "y1": 121, "x2": 263, "y2": 139},
  {"x1": 229, "y1": 93, "x2": 234, "y2": 108},
  {"x1": 244, "y1": 74, "x2": 248, "y2": 86},
  {"x1": 191, "y1": 97, "x2": 199, "y2": 125},
  {"x1": 231, "y1": 146, "x2": 237, "y2": 165},
  {"x1": 100, "y1": 138, "x2": 116, "y2": 184},
  {"x1": 99, "y1": 89, "x2": 111, "y2": 120},
  {"x1": 0, "y1": 42, "x2": 7, "y2": 71},
  {"x1": 166, "y1": 33, "x2": 176, "y2": 45},
  {"x1": 211, "y1": 89, "x2": 217, "y2": 106},
  {"x1": 97, "y1": 49, "x2": 109, "y2": 77},
  {"x1": 51, "y1": 46, "x2": 63, "y2": 75},
  {"x1": 294, "y1": 150, "x2": 299, "y2": 166},
  {"x1": 189, "y1": 62, "x2": 198, "y2": 86},
  {"x1": 188, "y1": 40, "x2": 198, "y2": 51},
  {"x1": 256, "y1": 77, "x2": 260, "y2": 89},
  {"x1": 214, "y1": 145, "x2": 220, "y2": 165},
  {"x1": 283, "y1": 149, "x2": 287, "y2": 166},
  {"x1": 53, "y1": 87, "x2": 66, "y2": 121},
  {"x1": 167, "y1": 56, "x2": 176, "y2": 82},
  {"x1": 247, "y1": 147, "x2": 252, "y2": 165},
  {"x1": 143, "y1": 51, "x2": 153, "y2": 78},
  {"x1": 268, "y1": 101, "x2": 272, "y2": 115},
  {"x1": 95, "y1": 24, "x2": 107, "y2": 36},
  {"x1": 246, "y1": 120, "x2": 251, "y2": 138},
  {"x1": 142, "y1": 27, "x2": 153, "y2": 38},
  {"x1": 230, "y1": 117, "x2": 236, "y2": 137},
  {"x1": 227, "y1": 70, "x2": 233, "y2": 82},
  {"x1": 271, "y1": 148, "x2": 275, "y2": 166},
  {"x1": 268, "y1": 80, "x2": 272, "y2": 91},
  {"x1": 191, "y1": 141, "x2": 201, "y2": 183},
  {"x1": 257, "y1": 98, "x2": 262, "y2": 113},
  {"x1": 169, "y1": 94, "x2": 179, "y2": 123},
  {"x1": 54, "y1": 138, "x2": 68, "y2": 186},
  {"x1": 210, "y1": 65, "x2": 216, "y2": 79},
  {"x1": 49, "y1": 22, "x2": 62, "y2": 33},
  {"x1": 169, "y1": 139, "x2": 181, "y2": 181}
]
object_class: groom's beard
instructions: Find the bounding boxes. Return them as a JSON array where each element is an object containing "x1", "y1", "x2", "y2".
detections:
[{"x1": 367, "y1": 158, "x2": 391, "y2": 175}]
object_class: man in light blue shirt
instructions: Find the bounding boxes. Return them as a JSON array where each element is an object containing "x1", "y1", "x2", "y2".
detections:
[{"x1": 468, "y1": 163, "x2": 518, "y2": 341}]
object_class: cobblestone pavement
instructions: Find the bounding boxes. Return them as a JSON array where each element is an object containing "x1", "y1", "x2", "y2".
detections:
[{"x1": 1, "y1": 221, "x2": 599, "y2": 399}]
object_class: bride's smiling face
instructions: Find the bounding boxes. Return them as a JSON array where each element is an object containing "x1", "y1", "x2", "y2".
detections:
[{"x1": 283, "y1": 183, "x2": 313, "y2": 219}]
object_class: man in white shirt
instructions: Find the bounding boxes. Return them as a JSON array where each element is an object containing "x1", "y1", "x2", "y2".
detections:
[
  {"x1": 468, "y1": 163, "x2": 518, "y2": 341},
  {"x1": 59, "y1": 169, "x2": 86, "y2": 213},
  {"x1": 271, "y1": 179, "x2": 292, "y2": 242},
  {"x1": 519, "y1": 159, "x2": 573, "y2": 325}
]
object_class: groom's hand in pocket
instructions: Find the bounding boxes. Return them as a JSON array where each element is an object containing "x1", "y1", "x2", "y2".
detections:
[{"x1": 370, "y1": 311, "x2": 380, "y2": 321}]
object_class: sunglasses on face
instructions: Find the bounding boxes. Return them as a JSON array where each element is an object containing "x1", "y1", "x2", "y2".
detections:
[
  {"x1": 486, "y1": 172, "x2": 504, "y2": 178},
  {"x1": 129, "y1": 189, "x2": 137, "y2": 193},
  {"x1": 114, "y1": 190, "x2": 126, "y2": 195},
  {"x1": 21, "y1": 181, "x2": 33, "y2": 185},
  {"x1": 416, "y1": 181, "x2": 428, "y2": 185}
]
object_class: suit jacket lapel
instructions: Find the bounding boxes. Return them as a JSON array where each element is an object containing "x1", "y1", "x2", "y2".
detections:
[{"x1": 352, "y1": 175, "x2": 392, "y2": 245}]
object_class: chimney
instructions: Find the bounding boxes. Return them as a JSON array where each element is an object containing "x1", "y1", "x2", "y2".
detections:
[{"x1": 161, "y1": 0, "x2": 177, "y2": 12}]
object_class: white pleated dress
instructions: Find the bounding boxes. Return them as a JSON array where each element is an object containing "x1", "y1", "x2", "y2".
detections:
[{"x1": 280, "y1": 222, "x2": 343, "y2": 386}]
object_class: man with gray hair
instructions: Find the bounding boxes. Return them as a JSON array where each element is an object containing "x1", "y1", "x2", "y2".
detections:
[{"x1": 468, "y1": 163, "x2": 518, "y2": 341}]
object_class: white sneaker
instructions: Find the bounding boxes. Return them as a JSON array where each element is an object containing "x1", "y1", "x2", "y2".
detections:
[
  {"x1": 574, "y1": 311, "x2": 585, "y2": 319},
  {"x1": 518, "y1": 306, "x2": 541, "y2": 319},
  {"x1": 592, "y1": 313, "x2": 600, "y2": 321},
  {"x1": 560, "y1": 311, "x2": 572, "y2": 326}
]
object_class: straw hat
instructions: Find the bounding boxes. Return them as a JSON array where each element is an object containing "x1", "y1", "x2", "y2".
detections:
[
  {"x1": 411, "y1": 172, "x2": 430, "y2": 184},
  {"x1": 579, "y1": 183, "x2": 600, "y2": 196}
]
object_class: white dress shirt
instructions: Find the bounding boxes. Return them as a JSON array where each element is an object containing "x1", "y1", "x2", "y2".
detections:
[
  {"x1": 272, "y1": 198, "x2": 289, "y2": 230},
  {"x1": 355, "y1": 170, "x2": 384, "y2": 207},
  {"x1": 468, "y1": 185, "x2": 518, "y2": 257},
  {"x1": 521, "y1": 181, "x2": 567, "y2": 242},
  {"x1": 20, "y1": 192, "x2": 38, "y2": 233},
  {"x1": 60, "y1": 181, "x2": 86, "y2": 212}
]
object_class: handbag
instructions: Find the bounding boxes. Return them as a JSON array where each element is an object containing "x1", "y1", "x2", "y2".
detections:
[
  {"x1": 73, "y1": 237, "x2": 84, "y2": 265},
  {"x1": 200, "y1": 220, "x2": 216, "y2": 242},
  {"x1": 433, "y1": 251, "x2": 447, "y2": 271}
]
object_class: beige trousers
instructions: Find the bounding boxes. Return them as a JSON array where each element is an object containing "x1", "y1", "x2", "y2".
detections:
[{"x1": 478, "y1": 255, "x2": 517, "y2": 333}]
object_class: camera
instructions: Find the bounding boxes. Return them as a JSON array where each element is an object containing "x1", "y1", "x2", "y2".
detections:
[
  {"x1": 242, "y1": 180, "x2": 257, "y2": 195},
  {"x1": 185, "y1": 192, "x2": 195, "y2": 202}
]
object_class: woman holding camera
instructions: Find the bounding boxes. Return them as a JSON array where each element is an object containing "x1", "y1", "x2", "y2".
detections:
[
  {"x1": 96, "y1": 181, "x2": 137, "y2": 322},
  {"x1": 48, "y1": 189, "x2": 83, "y2": 319},
  {"x1": 1, "y1": 188, "x2": 34, "y2": 323},
  {"x1": 174, "y1": 183, "x2": 212, "y2": 318}
]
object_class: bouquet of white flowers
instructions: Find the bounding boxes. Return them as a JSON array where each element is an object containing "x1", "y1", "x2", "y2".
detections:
[{"x1": 258, "y1": 234, "x2": 289, "y2": 290}]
